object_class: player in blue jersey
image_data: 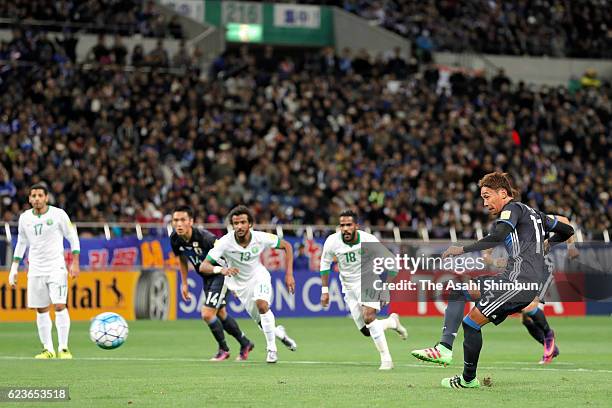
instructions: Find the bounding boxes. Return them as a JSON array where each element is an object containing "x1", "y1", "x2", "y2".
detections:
[
  {"x1": 170, "y1": 206, "x2": 254, "y2": 361},
  {"x1": 411, "y1": 172, "x2": 574, "y2": 388}
]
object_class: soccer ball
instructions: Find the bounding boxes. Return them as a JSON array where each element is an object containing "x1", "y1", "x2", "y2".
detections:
[{"x1": 89, "y1": 312, "x2": 129, "y2": 350}]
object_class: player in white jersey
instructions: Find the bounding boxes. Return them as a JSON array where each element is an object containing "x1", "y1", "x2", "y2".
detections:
[
  {"x1": 200, "y1": 205, "x2": 297, "y2": 363},
  {"x1": 8, "y1": 184, "x2": 80, "y2": 359},
  {"x1": 320, "y1": 210, "x2": 407, "y2": 370}
]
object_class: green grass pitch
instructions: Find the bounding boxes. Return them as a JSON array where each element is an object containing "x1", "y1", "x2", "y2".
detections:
[{"x1": 1, "y1": 316, "x2": 611, "y2": 407}]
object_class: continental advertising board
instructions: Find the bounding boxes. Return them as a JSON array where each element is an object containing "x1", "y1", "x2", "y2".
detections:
[
  {"x1": 0, "y1": 270, "x2": 177, "y2": 322},
  {"x1": 4, "y1": 235, "x2": 608, "y2": 318}
]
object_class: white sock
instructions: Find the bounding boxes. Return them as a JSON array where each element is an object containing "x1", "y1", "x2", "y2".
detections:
[
  {"x1": 260, "y1": 311, "x2": 277, "y2": 352},
  {"x1": 55, "y1": 309, "x2": 71, "y2": 350},
  {"x1": 274, "y1": 326, "x2": 286, "y2": 340},
  {"x1": 36, "y1": 312, "x2": 54, "y2": 352},
  {"x1": 366, "y1": 320, "x2": 392, "y2": 362},
  {"x1": 381, "y1": 316, "x2": 397, "y2": 331}
]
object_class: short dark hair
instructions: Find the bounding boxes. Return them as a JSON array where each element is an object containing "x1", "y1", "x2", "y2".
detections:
[
  {"x1": 339, "y1": 209, "x2": 359, "y2": 223},
  {"x1": 228, "y1": 205, "x2": 254, "y2": 224},
  {"x1": 172, "y1": 205, "x2": 194, "y2": 219},
  {"x1": 29, "y1": 184, "x2": 48, "y2": 195},
  {"x1": 478, "y1": 172, "x2": 514, "y2": 197}
]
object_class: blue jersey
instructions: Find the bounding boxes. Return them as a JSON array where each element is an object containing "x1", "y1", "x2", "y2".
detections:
[
  {"x1": 495, "y1": 202, "x2": 558, "y2": 284},
  {"x1": 170, "y1": 228, "x2": 217, "y2": 276}
]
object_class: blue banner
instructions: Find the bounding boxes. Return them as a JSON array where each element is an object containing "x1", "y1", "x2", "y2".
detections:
[
  {"x1": 177, "y1": 269, "x2": 352, "y2": 318},
  {"x1": 11, "y1": 235, "x2": 325, "y2": 272},
  {"x1": 11, "y1": 236, "x2": 174, "y2": 269}
]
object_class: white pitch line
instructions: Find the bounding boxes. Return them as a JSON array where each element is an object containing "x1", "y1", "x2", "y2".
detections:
[{"x1": 0, "y1": 356, "x2": 611, "y2": 374}]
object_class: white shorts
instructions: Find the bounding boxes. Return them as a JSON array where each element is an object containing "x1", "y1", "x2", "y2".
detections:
[
  {"x1": 27, "y1": 273, "x2": 68, "y2": 308},
  {"x1": 232, "y1": 271, "x2": 273, "y2": 323},
  {"x1": 343, "y1": 284, "x2": 381, "y2": 330}
]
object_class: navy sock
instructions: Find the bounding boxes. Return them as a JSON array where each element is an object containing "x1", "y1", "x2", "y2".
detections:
[
  {"x1": 207, "y1": 317, "x2": 229, "y2": 352},
  {"x1": 221, "y1": 315, "x2": 250, "y2": 347},
  {"x1": 462, "y1": 319, "x2": 482, "y2": 383},
  {"x1": 529, "y1": 309, "x2": 551, "y2": 336},
  {"x1": 440, "y1": 289, "x2": 468, "y2": 350},
  {"x1": 522, "y1": 314, "x2": 545, "y2": 345}
]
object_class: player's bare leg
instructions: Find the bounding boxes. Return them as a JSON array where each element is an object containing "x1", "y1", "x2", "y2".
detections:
[
  {"x1": 35, "y1": 306, "x2": 56, "y2": 359},
  {"x1": 202, "y1": 306, "x2": 230, "y2": 361},
  {"x1": 54, "y1": 304, "x2": 72, "y2": 359},
  {"x1": 363, "y1": 306, "x2": 393, "y2": 370}
]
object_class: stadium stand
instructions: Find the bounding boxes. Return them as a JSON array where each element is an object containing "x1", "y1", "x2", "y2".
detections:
[
  {"x1": 0, "y1": 30, "x2": 610, "y2": 238},
  {"x1": 0, "y1": 0, "x2": 183, "y2": 38},
  {"x1": 305, "y1": 0, "x2": 612, "y2": 59}
]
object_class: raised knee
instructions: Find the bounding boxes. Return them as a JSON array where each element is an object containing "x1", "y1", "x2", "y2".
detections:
[
  {"x1": 364, "y1": 312, "x2": 377, "y2": 324},
  {"x1": 255, "y1": 301, "x2": 269, "y2": 314},
  {"x1": 462, "y1": 315, "x2": 482, "y2": 332}
]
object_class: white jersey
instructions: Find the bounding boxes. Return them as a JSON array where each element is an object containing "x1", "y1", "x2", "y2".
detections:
[
  {"x1": 320, "y1": 230, "x2": 380, "y2": 287},
  {"x1": 14, "y1": 206, "x2": 80, "y2": 277},
  {"x1": 207, "y1": 230, "x2": 281, "y2": 290}
]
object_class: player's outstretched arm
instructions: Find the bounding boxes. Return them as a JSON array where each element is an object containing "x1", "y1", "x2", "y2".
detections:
[
  {"x1": 278, "y1": 239, "x2": 295, "y2": 294},
  {"x1": 443, "y1": 222, "x2": 514, "y2": 257}
]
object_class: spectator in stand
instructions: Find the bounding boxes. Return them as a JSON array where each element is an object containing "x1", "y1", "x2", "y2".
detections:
[
  {"x1": 172, "y1": 40, "x2": 191, "y2": 68},
  {"x1": 491, "y1": 68, "x2": 512, "y2": 92},
  {"x1": 148, "y1": 39, "x2": 169, "y2": 67},
  {"x1": 0, "y1": 0, "x2": 184, "y2": 39},
  {"x1": 581, "y1": 68, "x2": 601, "y2": 88},
  {"x1": 0, "y1": 38, "x2": 610, "y2": 240},
  {"x1": 344, "y1": 0, "x2": 612, "y2": 59},
  {"x1": 112, "y1": 35, "x2": 128, "y2": 66},
  {"x1": 89, "y1": 34, "x2": 111, "y2": 64},
  {"x1": 131, "y1": 44, "x2": 145, "y2": 66},
  {"x1": 167, "y1": 15, "x2": 183, "y2": 40}
]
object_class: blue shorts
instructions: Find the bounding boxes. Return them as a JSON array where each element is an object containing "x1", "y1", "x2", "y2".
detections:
[
  {"x1": 200, "y1": 274, "x2": 228, "y2": 309},
  {"x1": 474, "y1": 275, "x2": 538, "y2": 325}
]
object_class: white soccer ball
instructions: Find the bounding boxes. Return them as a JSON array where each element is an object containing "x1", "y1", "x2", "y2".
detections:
[{"x1": 89, "y1": 312, "x2": 129, "y2": 350}]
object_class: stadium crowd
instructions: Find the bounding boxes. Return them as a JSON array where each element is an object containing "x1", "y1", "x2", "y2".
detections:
[
  {"x1": 268, "y1": 1, "x2": 611, "y2": 58},
  {"x1": 0, "y1": 0, "x2": 183, "y2": 38},
  {"x1": 339, "y1": 0, "x2": 612, "y2": 59},
  {"x1": 3, "y1": 0, "x2": 612, "y2": 58},
  {"x1": 0, "y1": 33, "x2": 610, "y2": 238}
]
